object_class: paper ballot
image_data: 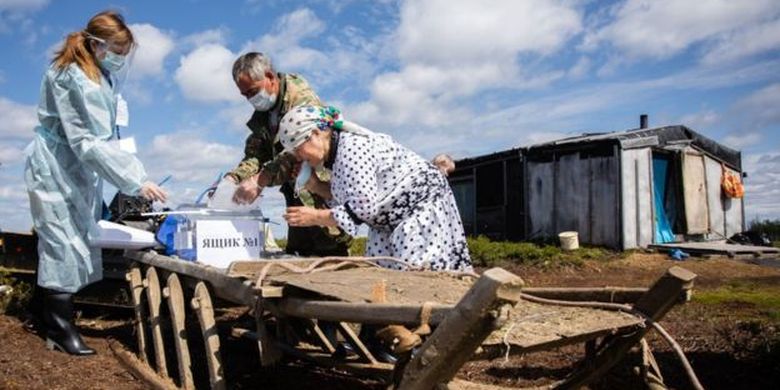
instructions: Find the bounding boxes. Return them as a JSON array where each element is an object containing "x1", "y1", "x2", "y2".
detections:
[
  {"x1": 92, "y1": 220, "x2": 157, "y2": 249},
  {"x1": 108, "y1": 136, "x2": 137, "y2": 154},
  {"x1": 116, "y1": 94, "x2": 129, "y2": 127},
  {"x1": 207, "y1": 178, "x2": 262, "y2": 211}
]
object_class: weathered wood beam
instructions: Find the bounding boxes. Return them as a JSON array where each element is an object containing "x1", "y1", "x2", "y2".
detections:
[
  {"x1": 144, "y1": 266, "x2": 169, "y2": 378},
  {"x1": 275, "y1": 299, "x2": 453, "y2": 326},
  {"x1": 163, "y1": 273, "x2": 195, "y2": 390},
  {"x1": 556, "y1": 266, "x2": 696, "y2": 389},
  {"x1": 125, "y1": 266, "x2": 149, "y2": 363},
  {"x1": 126, "y1": 250, "x2": 255, "y2": 306},
  {"x1": 192, "y1": 282, "x2": 226, "y2": 390},
  {"x1": 397, "y1": 268, "x2": 524, "y2": 390},
  {"x1": 522, "y1": 286, "x2": 648, "y2": 304}
]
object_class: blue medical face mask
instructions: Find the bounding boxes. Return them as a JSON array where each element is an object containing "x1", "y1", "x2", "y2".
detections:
[
  {"x1": 100, "y1": 51, "x2": 126, "y2": 74},
  {"x1": 248, "y1": 88, "x2": 277, "y2": 111}
]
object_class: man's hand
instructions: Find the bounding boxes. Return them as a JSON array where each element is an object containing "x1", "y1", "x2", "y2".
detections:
[
  {"x1": 232, "y1": 174, "x2": 263, "y2": 204},
  {"x1": 283, "y1": 206, "x2": 336, "y2": 227}
]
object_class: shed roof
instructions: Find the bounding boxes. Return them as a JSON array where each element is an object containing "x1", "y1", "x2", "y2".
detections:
[{"x1": 526, "y1": 125, "x2": 741, "y2": 169}]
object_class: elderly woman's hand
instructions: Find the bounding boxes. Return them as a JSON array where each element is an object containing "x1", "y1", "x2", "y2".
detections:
[{"x1": 284, "y1": 206, "x2": 337, "y2": 227}]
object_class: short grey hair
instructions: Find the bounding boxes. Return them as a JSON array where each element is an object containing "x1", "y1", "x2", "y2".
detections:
[
  {"x1": 433, "y1": 153, "x2": 455, "y2": 175},
  {"x1": 232, "y1": 52, "x2": 275, "y2": 83}
]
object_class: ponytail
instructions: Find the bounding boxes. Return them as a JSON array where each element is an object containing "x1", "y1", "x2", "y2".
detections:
[
  {"x1": 51, "y1": 10, "x2": 134, "y2": 84},
  {"x1": 52, "y1": 31, "x2": 102, "y2": 83}
]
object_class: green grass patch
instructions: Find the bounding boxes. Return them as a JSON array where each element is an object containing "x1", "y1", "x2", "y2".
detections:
[
  {"x1": 694, "y1": 282, "x2": 780, "y2": 321},
  {"x1": 275, "y1": 235, "x2": 617, "y2": 268},
  {"x1": 467, "y1": 235, "x2": 615, "y2": 268},
  {"x1": 0, "y1": 267, "x2": 32, "y2": 315}
]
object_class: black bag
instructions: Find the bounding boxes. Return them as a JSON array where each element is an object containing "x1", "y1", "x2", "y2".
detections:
[{"x1": 108, "y1": 192, "x2": 152, "y2": 222}]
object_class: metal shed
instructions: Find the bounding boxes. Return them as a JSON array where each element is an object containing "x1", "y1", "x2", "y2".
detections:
[{"x1": 450, "y1": 122, "x2": 745, "y2": 249}]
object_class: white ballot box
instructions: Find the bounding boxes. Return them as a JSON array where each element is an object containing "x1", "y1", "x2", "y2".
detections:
[{"x1": 195, "y1": 219, "x2": 265, "y2": 269}]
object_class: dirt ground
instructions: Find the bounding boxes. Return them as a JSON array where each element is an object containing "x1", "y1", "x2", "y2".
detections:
[{"x1": 2, "y1": 252, "x2": 779, "y2": 389}]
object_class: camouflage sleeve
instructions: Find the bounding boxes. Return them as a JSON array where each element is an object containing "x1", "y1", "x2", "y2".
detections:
[
  {"x1": 284, "y1": 74, "x2": 323, "y2": 111},
  {"x1": 260, "y1": 151, "x2": 297, "y2": 186},
  {"x1": 227, "y1": 132, "x2": 272, "y2": 182}
]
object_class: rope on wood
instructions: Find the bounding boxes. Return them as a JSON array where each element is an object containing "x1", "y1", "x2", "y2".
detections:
[{"x1": 519, "y1": 292, "x2": 704, "y2": 390}]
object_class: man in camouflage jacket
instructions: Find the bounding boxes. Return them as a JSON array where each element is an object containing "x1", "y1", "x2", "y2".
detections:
[{"x1": 226, "y1": 52, "x2": 351, "y2": 256}]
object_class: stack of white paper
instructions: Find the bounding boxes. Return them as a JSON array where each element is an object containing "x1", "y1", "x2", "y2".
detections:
[{"x1": 91, "y1": 220, "x2": 157, "y2": 249}]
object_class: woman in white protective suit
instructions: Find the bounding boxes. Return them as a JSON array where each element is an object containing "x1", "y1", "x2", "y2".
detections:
[{"x1": 24, "y1": 11, "x2": 167, "y2": 356}]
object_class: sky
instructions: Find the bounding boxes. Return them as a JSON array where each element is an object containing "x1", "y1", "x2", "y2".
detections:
[{"x1": 1, "y1": 0, "x2": 779, "y2": 238}]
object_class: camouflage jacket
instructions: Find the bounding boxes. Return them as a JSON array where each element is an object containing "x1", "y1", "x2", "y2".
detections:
[
  {"x1": 227, "y1": 73, "x2": 352, "y2": 252},
  {"x1": 227, "y1": 73, "x2": 321, "y2": 184}
]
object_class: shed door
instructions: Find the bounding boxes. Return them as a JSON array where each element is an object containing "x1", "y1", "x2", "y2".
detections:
[{"x1": 682, "y1": 150, "x2": 710, "y2": 234}]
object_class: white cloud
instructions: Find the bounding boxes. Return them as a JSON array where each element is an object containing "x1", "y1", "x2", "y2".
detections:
[
  {"x1": 182, "y1": 27, "x2": 229, "y2": 48},
  {"x1": 0, "y1": 0, "x2": 48, "y2": 33},
  {"x1": 129, "y1": 23, "x2": 175, "y2": 78},
  {"x1": 0, "y1": 144, "x2": 24, "y2": 163},
  {"x1": 0, "y1": 97, "x2": 36, "y2": 141},
  {"x1": 568, "y1": 57, "x2": 591, "y2": 79},
  {"x1": 348, "y1": 0, "x2": 582, "y2": 129},
  {"x1": 241, "y1": 7, "x2": 380, "y2": 89},
  {"x1": 173, "y1": 44, "x2": 241, "y2": 103},
  {"x1": 583, "y1": 0, "x2": 780, "y2": 61},
  {"x1": 702, "y1": 18, "x2": 780, "y2": 65},
  {"x1": 743, "y1": 152, "x2": 780, "y2": 221},
  {"x1": 141, "y1": 131, "x2": 242, "y2": 185},
  {"x1": 679, "y1": 109, "x2": 720, "y2": 130},
  {"x1": 721, "y1": 132, "x2": 762, "y2": 150},
  {"x1": 734, "y1": 83, "x2": 780, "y2": 128},
  {"x1": 398, "y1": 0, "x2": 581, "y2": 65}
]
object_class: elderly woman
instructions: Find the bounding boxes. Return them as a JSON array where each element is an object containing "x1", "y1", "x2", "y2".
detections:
[{"x1": 281, "y1": 106, "x2": 472, "y2": 271}]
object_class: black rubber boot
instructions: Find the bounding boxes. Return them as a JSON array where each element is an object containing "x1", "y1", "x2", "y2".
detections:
[
  {"x1": 24, "y1": 285, "x2": 47, "y2": 333},
  {"x1": 42, "y1": 290, "x2": 95, "y2": 356}
]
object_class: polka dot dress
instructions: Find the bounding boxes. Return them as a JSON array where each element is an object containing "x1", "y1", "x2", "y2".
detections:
[{"x1": 328, "y1": 131, "x2": 472, "y2": 272}]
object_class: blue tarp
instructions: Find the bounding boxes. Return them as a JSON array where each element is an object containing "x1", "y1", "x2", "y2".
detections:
[{"x1": 653, "y1": 157, "x2": 676, "y2": 243}]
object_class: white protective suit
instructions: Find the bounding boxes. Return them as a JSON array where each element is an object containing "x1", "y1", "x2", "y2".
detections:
[{"x1": 25, "y1": 63, "x2": 148, "y2": 293}]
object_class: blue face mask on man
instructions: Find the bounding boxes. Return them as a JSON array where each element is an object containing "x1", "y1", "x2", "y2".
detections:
[{"x1": 248, "y1": 88, "x2": 277, "y2": 111}]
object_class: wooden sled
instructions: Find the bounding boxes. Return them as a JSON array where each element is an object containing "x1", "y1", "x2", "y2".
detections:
[{"x1": 122, "y1": 250, "x2": 696, "y2": 389}]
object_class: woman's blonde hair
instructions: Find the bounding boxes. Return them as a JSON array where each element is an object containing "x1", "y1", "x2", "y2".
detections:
[{"x1": 52, "y1": 10, "x2": 135, "y2": 83}]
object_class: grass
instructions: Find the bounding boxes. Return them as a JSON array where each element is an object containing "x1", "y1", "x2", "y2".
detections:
[
  {"x1": 275, "y1": 235, "x2": 617, "y2": 268},
  {"x1": 0, "y1": 267, "x2": 32, "y2": 315},
  {"x1": 466, "y1": 235, "x2": 616, "y2": 268},
  {"x1": 694, "y1": 281, "x2": 780, "y2": 321}
]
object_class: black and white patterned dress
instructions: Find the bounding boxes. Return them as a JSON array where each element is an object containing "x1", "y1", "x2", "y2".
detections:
[{"x1": 327, "y1": 130, "x2": 472, "y2": 271}]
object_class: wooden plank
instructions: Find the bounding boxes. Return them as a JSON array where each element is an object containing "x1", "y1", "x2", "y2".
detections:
[
  {"x1": 522, "y1": 287, "x2": 648, "y2": 304},
  {"x1": 557, "y1": 266, "x2": 696, "y2": 389},
  {"x1": 192, "y1": 282, "x2": 226, "y2": 390},
  {"x1": 397, "y1": 268, "x2": 524, "y2": 389},
  {"x1": 126, "y1": 250, "x2": 255, "y2": 306},
  {"x1": 682, "y1": 150, "x2": 710, "y2": 234},
  {"x1": 337, "y1": 322, "x2": 378, "y2": 364},
  {"x1": 125, "y1": 266, "x2": 149, "y2": 363},
  {"x1": 144, "y1": 266, "x2": 169, "y2": 378},
  {"x1": 108, "y1": 339, "x2": 178, "y2": 390},
  {"x1": 526, "y1": 160, "x2": 554, "y2": 239},
  {"x1": 268, "y1": 267, "x2": 473, "y2": 305},
  {"x1": 253, "y1": 299, "x2": 282, "y2": 366},
  {"x1": 705, "y1": 156, "x2": 726, "y2": 238},
  {"x1": 163, "y1": 273, "x2": 194, "y2": 390},
  {"x1": 276, "y1": 298, "x2": 452, "y2": 326}
]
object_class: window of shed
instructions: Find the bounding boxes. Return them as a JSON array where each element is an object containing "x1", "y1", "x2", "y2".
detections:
[{"x1": 476, "y1": 162, "x2": 505, "y2": 207}]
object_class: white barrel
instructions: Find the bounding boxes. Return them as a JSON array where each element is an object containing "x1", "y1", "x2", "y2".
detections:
[{"x1": 558, "y1": 231, "x2": 579, "y2": 251}]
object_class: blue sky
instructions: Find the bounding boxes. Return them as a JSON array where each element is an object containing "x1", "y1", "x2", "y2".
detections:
[{"x1": 1, "y1": 0, "x2": 779, "y2": 238}]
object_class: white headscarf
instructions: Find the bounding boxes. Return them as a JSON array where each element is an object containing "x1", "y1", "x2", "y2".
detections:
[{"x1": 279, "y1": 105, "x2": 370, "y2": 152}]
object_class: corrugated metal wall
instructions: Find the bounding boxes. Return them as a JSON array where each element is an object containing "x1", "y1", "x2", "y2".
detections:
[
  {"x1": 526, "y1": 146, "x2": 620, "y2": 248},
  {"x1": 704, "y1": 155, "x2": 744, "y2": 238},
  {"x1": 620, "y1": 148, "x2": 654, "y2": 249}
]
